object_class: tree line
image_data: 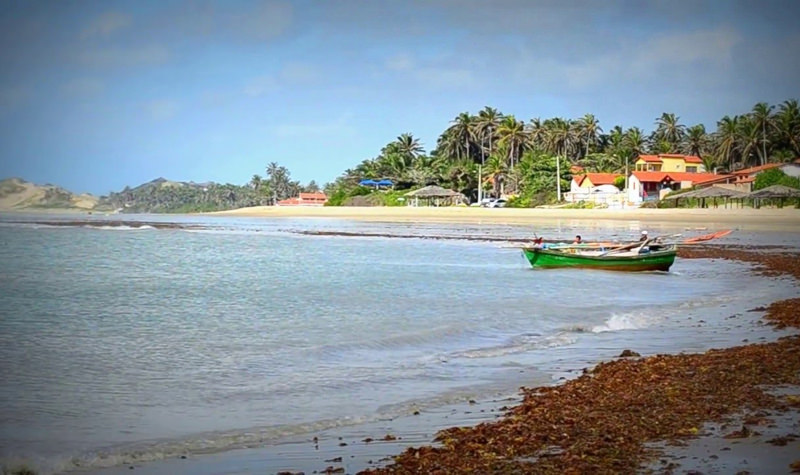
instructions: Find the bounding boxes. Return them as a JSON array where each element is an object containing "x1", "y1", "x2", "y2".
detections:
[{"x1": 322, "y1": 100, "x2": 799, "y2": 206}]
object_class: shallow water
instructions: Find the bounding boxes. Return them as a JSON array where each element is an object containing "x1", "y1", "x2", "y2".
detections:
[{"x1": 0, "y1": 214, "x2": 796, "y2": 473}]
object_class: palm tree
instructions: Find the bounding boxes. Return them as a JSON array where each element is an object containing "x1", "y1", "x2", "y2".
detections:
[
  {"x1": 682, "y1": 124, "x2": 709, "y2": 157},
  {"x1": 496, "y1": 115, "x2": 529, "y2": 169},
  {"x1": 473, "y1": 107, "x2": 502, "y2": 165},
  {"x1": 393, "y1": 133, "x2": 425, "y2": 160},
  {"x1": 442, "y1": 112, "x2": 475, "y2": 161},
  {"x1": 776, "y1": 99, "x2": 800, "y2": 155},
  {"x1": 544, "y1": 118, "x2": 576, "y2": 200},
  {"x1": 715, "y1": 115, "x2": 740, "y2": 171},
  {"x1": 738, "y1": 116, "x2": 762, "y2": 168},
  {"x1": 576, "y1": 113, "x2": 602, "y2": 158},
  {"x1": 750, "y1": 102, "x2": 774, "y2": 165},
  {"x1": 527, "y1": 117, "x2": 548, "y2": 152},
  {"x1": 700, "y1": 155, "x2": 718, "y2": 173},
  {"x1": 653, "y1": 112, "x2": 686, "y2": 152},
  {"x1": 624, "y1": 127, "x2": 646, "y2": 157},
  {"x1": 483, "y1": 154, "x2": 507, "y2": 198},
  {"x1": 250, "y1": 174, "x2": 262, "y2": 191}
]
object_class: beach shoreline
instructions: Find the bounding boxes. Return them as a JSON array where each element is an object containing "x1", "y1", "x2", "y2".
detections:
[{"x1": 208, "y1": 206, "x2": 800, "y2": 231}]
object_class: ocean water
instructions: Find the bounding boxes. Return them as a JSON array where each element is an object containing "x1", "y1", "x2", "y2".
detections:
[{"x1": 0, "y1": 214, "x2": 797, "y2": 474}]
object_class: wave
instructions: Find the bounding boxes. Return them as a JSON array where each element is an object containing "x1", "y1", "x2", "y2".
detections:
[
  {"x1": 445, "y1": 332, "x2": 577, "y2": 360},
  {"x1": 591, "y1": 312, "x2": 655, "y2": 333},
  {"x1": 2, "y1": 415, "x2": 389, "y2": 475}
]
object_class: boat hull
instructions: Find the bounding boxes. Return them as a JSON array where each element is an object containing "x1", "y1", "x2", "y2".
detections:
[{"x1": 522, "y1": 247, "x2": 676, "y2": 272}]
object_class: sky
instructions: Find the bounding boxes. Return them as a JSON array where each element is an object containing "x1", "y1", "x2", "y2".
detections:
[{"x1": 0, "y1": 0, "x2": 798, "y2": 195}]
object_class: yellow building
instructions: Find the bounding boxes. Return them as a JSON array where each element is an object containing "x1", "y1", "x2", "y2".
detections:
[{"x1": 634, "y1": 154, "x2": 705, "y2": 173}]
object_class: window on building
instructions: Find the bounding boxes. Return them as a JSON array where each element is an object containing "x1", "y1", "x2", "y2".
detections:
[{"x1": 686, "y1": 166, "x2": 697, "y2": 173}]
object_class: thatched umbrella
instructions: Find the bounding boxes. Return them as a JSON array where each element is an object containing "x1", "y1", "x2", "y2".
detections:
[
  {"x1": 749, "y1": 184, "x2": 800, "y2": 208},
  {"x1": 404, "y1": 185, "x2": 465, "y2": 206},
  {"x1": 748, "y1": 184, "x2": 800, "y2": 199},
  {"x1": 666, "y1": 185, "x2": 749, "y2": 208}
]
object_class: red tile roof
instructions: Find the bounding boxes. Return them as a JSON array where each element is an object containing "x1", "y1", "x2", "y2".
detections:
[
  {"x1": 632, "y1": 171, "x2": 732, "y2": 185},
  {"x1": 583, "y1": 173, "x2": 622, "y2": 186},
  {"x1": 298, "y1": 192, "x2": 327, "y2": 200},
  {"x1": 732, "y1": 163, "x2": 781, "y2": 176},
  {"x1": 631, "y1": 171, "x2": 671, "y2": 183},
  {"x1": 637, "y1": 155, "x2": 662, "y2": 163}
]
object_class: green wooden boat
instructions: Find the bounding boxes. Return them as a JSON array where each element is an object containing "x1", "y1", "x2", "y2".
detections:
[{"x1": 522, "y1": 243, "x2": 677, "y2": 272}]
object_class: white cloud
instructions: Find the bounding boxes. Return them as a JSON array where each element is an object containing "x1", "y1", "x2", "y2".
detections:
[
  {"x1": 78, "y1": 44, "x2": 169, "y2": 67},
  {"x1": 143, "y1": 100, "x2": 178, "y2": 121},
  {"x1": 81, "y1": 12, "x2": 132, "y2": 38},
  {"x1": 514, "y1": 27, "x2": 741, "y2": 91},
  {"x1": 61, "y1": 78, "x2": 105, "y2": 97}
]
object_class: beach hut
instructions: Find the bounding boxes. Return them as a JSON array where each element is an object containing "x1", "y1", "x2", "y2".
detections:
[
  {"x1": 404, "y1": 185, "x2": 465, "y2": 207},
  {"x1": 749, "y1": 184, "x2": 800, "y2": 208},
  {"x1": 665, "y1": 185, "x2": 749, "y2": 208}
]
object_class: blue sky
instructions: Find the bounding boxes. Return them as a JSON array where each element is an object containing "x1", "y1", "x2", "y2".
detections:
[{"x1": 1, "y1": 0, "x2": 798, "y2": 195}]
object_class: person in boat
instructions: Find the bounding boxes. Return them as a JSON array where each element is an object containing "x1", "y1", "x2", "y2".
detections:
[
  {"x1": 573, "y1": 235, "x2": 583, "y2": 244},
  {"x1": 533, "y1": 236, "x2": 544, "y2": 246},
  {"x1": 639, "y1": 230, "x2": 648, "y2": 241}
]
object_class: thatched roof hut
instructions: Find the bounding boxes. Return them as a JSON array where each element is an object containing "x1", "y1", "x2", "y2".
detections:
[
  {"x1": 748, "y1": 184, "x2": 800, "y2": 199},
  {"x1": 404, "y1": 185, "x2": 465, "y2": 206},
  {"x1": 665, "y1": 185, "x2": 750, "y2": 209},
  {"x1": 667, "y1": 185, "x2": 749, "y2": 200}
]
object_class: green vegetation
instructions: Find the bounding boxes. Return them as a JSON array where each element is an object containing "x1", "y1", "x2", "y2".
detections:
[
  {"x1": 323, "y1": 100, "x2": 800, "y2": 206},
  {"x1": 753, "y1": 168, "x2": 800, "y2": 190},
  {"x1": 98, "y1": 162, "x2": 320, "y2": 213}
]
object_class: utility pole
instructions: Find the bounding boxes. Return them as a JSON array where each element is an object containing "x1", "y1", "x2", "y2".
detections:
[{"x1": 478, "y1": 164, "x2": 482, "y2": 203}]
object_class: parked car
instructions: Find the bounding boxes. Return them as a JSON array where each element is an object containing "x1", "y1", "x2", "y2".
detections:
[{"x1": 479, "y1": 198, "x2": 507, "y2": 208}]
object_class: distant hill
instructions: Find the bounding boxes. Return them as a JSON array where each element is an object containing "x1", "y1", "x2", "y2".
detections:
[
  {"x1": 0, "y1": 177, "x2": 265, "y2": 213},
  {"x1": 0, "y1": 178, "x2": 98, "y2": 211}
]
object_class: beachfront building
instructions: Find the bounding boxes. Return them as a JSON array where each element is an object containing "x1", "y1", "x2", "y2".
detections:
[
  {"x1": 276, "y1": 192, "x2": 328, "y2": 206},
  {"x1": 634, "y1": 154, "x2": 706, "y2": 173},
  {"x1": 627, "y1": 171, "x2": 732, "y2": 203},
  {"x1": 564, "y1": 173, "x2": 624, "y2": 205},
  {"x1": 727, "y1": 161, "x2": 800, "y2": 192}
]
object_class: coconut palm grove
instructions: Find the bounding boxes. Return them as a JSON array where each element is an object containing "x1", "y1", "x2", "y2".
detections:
[{"x1": 273, "y1": 99, "x2": 798, "y2": 208}]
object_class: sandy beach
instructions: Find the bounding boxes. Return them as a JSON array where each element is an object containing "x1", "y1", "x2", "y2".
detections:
[{"x1": 211, "y1": 206, "x2": 800, "y2": 231}]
